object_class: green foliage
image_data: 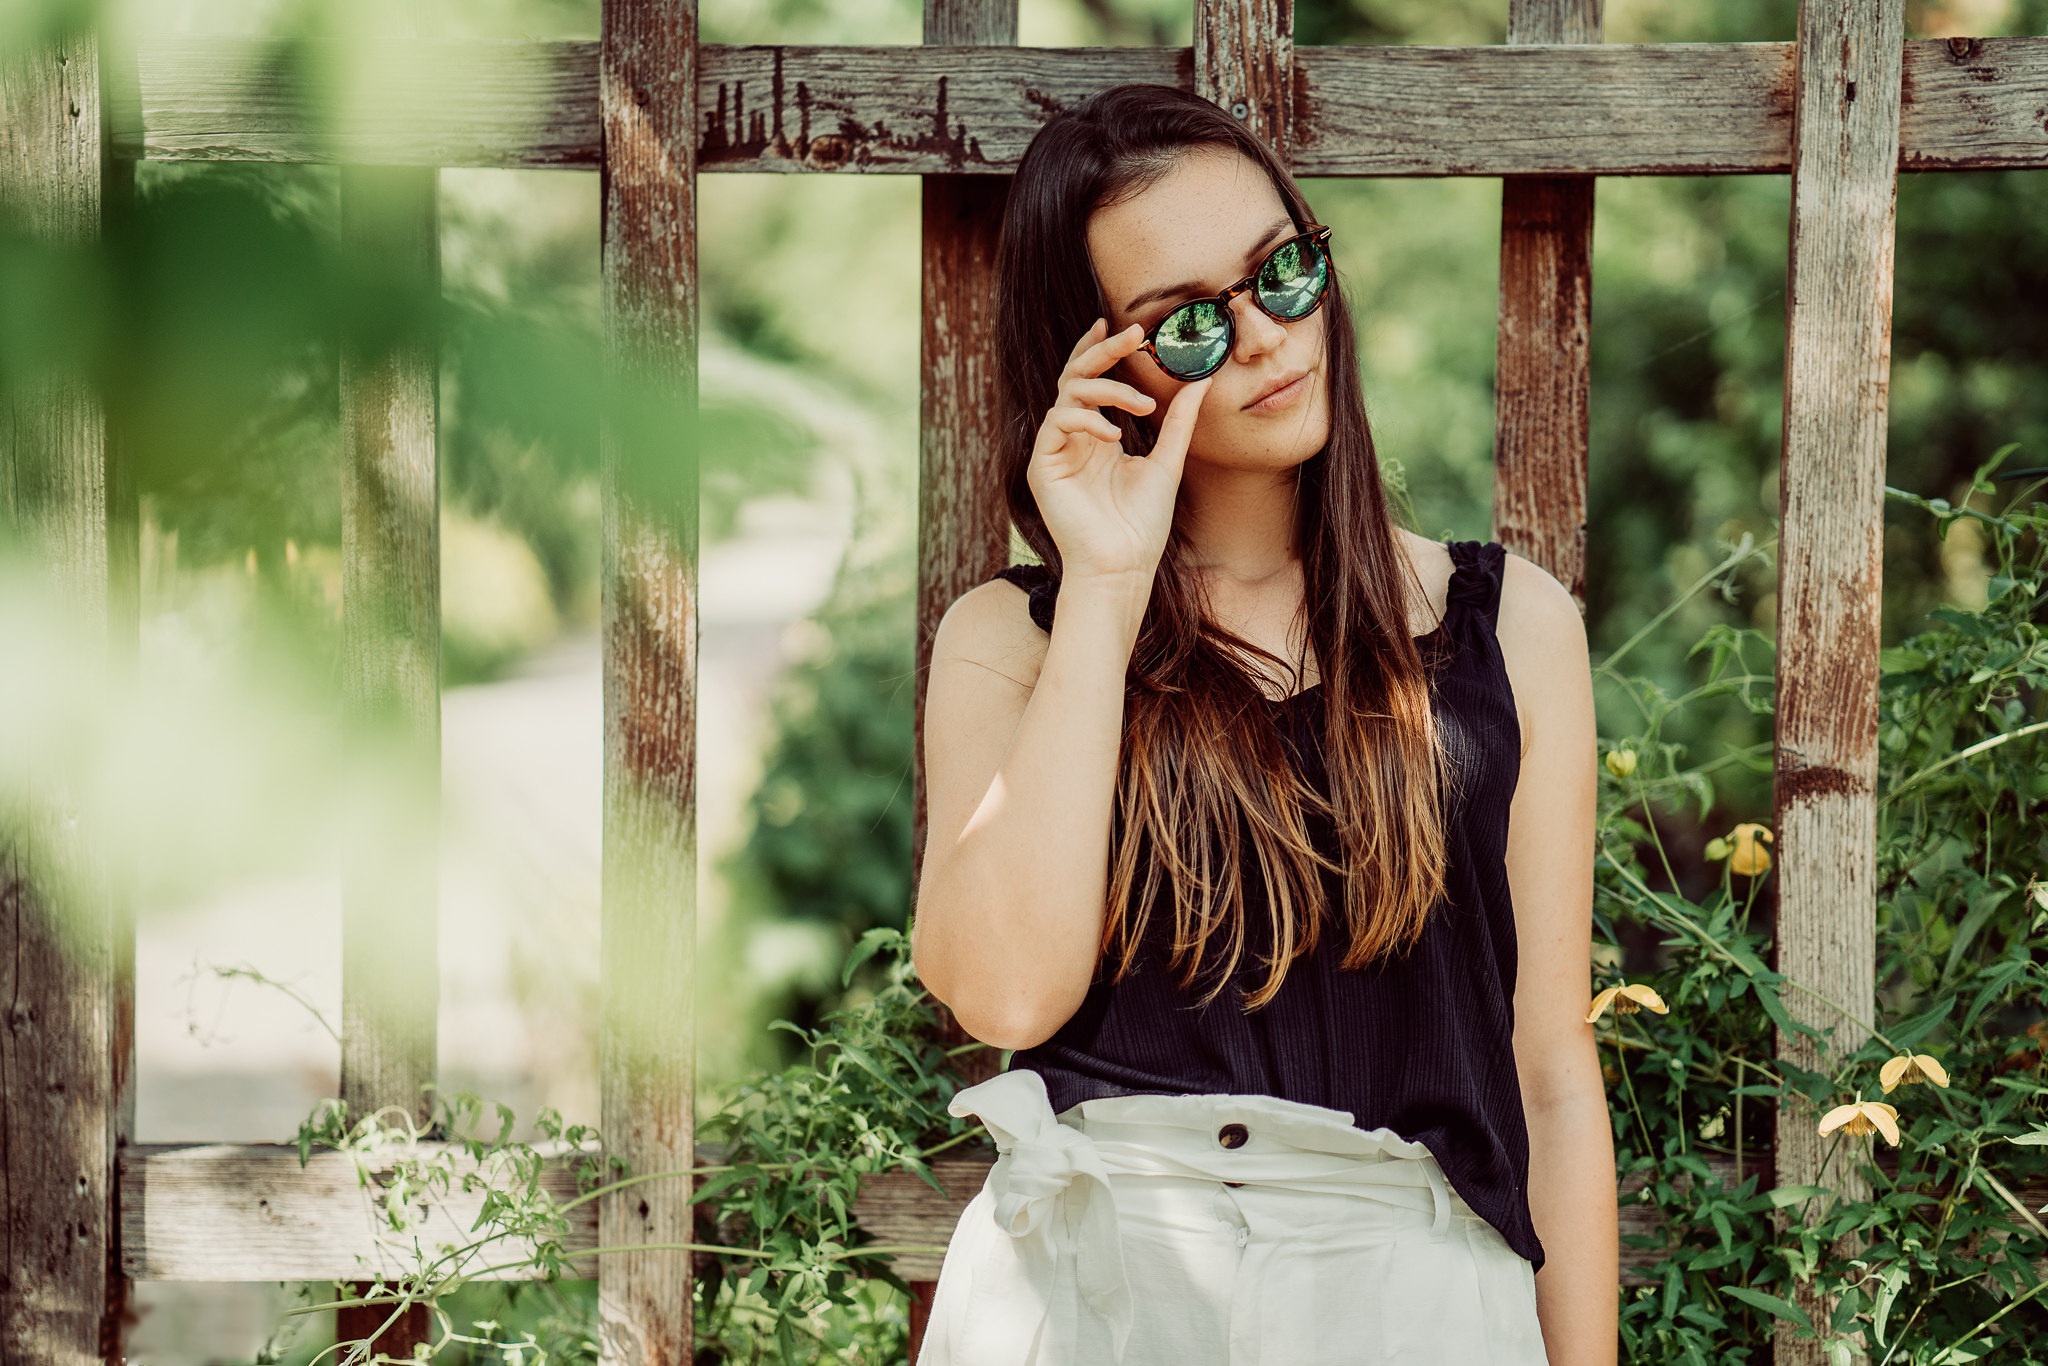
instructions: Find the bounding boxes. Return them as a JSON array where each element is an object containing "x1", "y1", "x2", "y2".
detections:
[
  {"x1": 686, "y1": 928, "x2": 978, "y2": 1362},
  {"x1": 255, "y1": 463, "x2": 2044, "y2": 1364},
  {"x1": 712, "y1": 539, "x2": 919, "y2": 1068},
  {"x1": 1588, "y1": 451, "x2": 2048, "y2": 1364},
  {"x1": 273, "y1": 928, "x2": 986, "y2": 1365}
]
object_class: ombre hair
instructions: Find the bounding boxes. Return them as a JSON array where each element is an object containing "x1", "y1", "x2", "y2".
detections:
[{"x1": 994, "y1": 83, "x2": 1462, "y2": 1013}]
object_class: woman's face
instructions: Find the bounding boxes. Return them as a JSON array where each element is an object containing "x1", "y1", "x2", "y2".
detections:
[{"x1": 1087, "y1": 146, "x2": 1332, "y2": 473}]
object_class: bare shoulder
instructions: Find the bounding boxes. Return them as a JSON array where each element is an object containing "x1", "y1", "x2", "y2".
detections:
[
  {"x1": 929, "y1": 575, "x2": 1053, "y2": 702},
  {"x1": 920, "y1": 576, "x2": 1054, "y2": 912},
  {"x1": 1493, "y1": 549, "x2": 1591, "y2": 761},
  {"x1": 1391, "y1": 528, "x2": 1457, "y2": 634}
]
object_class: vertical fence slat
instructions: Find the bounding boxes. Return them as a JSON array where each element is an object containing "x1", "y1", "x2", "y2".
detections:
[
  {"x1": 910, "y1": 0, "x2": 1019, "y2": 1356},
  {"x1": 1196, "y1": 0, "x2": 1294, "y2": 163},
  {"x1": 336, "y1": 161, "x2": 442, "y2": 1357},
  {"x1": 103, "y1": 29, "x2": 143, "y2": 1351},
  {"x1": 598, "y1": 0, "x2": 699, "y2": 1359},
  {"x1": 1495, "y1": 0, "x2": 1600, "y2": 601},
  {"x1": 1773, "y1": 1, "x2": 1904, "y2": 1362},
  {"x1": 0, "y1": 26, "x2": 122, "y2": 1366}
]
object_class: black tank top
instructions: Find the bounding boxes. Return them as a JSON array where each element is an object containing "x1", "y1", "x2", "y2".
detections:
[{"x1": 985, "y1": 538, "x2": 1543, "y2": 1271}]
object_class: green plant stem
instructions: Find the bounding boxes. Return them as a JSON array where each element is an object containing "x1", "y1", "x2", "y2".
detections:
[
  {"x1": 1593, "y1": 533, "x2": 1770, "y2": 677},
  {"x1": 1608, "y1": 1031, "x2": 1656, "y2": 1158},
  {"x1": 293, "y1": 1239, "x2": 960, "y2": 1319},
  {"x1": 1882, "y1": 718, "x2": 2048, "y2": 807},
  {"x1": 209, "y1": 963, "x2": 343, "y2": 1043},
  {"x1": 1929, "y1": 1276, "x2": 2048, "y2": 1365}
]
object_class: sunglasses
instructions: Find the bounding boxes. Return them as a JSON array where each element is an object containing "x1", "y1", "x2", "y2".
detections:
[{"x1": 1131, "y1": 224, "x2": 1335, "y2": 382}]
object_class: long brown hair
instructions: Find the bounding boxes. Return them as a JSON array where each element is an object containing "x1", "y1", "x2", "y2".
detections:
[{"x1": 994, "y1": 83, "x2": 1462, "y2": 1013}]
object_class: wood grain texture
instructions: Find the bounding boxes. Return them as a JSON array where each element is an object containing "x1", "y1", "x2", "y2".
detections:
[
  {"x1": 912, "y1": 2, "x2": 1018, "y2": 1358},
  {"x1": 1196, "y1": 0, "x2": 1293, "y2": 162},
  {"x1": 1494, "y1": 177, "x2": 1593, "y2": 602},
  {"x1": 598, "y1": 1, "x2": 700, "y2": 1364},
  {"x1": 337, "y1": 165, "x2": 442, "y2": 1133},
  {"x1": 119, "y1": 1142, "x2": 603, "y2": 1282},
  {"x1": 1772, "y1": 2, "x2": 1904, "y2": 1363},
  {"x1": 913, "y1": 28, "x2": 1016, "y2": 897},
  {"x1": 337, "y1": 161, "x2": 442, "y2": 1362},
  {"x1": 0, "y1": 27, "x2": 125, "y2": 1366},
  {"x1": 118, "y1": 1140, "x2": 737, "y2": 1282},
  {"x1": 107, "y1": 38, "x2": 2048, "y2": 174},
  {"x1": 122, "y1": 1138, "x2": 2044, "y2": 1290},
  {"x1": 1493, "y1": 0, "x2": 1600, "y2": 607}
]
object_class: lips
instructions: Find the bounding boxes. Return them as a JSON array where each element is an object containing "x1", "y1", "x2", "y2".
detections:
[{"x1": 1245, "y1": 368, "x2": 1310, "y2": 409}]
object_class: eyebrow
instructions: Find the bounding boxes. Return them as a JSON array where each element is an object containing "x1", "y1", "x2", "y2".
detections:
[{"x1": 1121, "y1": 215, "x2": 1298, "y2": 316}]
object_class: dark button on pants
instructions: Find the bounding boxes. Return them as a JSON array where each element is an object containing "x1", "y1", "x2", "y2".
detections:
[{"x1": 1217, "y1": 1121, "x2": 1248, "y2": 1184}]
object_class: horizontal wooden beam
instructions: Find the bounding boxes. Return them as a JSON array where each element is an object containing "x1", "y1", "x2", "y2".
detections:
[
  {"x1": 119, "y1": 1140, "x2": 606, "y2": 1282},
  {"x1": 112, "y1": 36, "x2": 2048, "y2": 174},
  {"x1": 124, "y1": 1139, "x2": 2037, "y2": 1286}
]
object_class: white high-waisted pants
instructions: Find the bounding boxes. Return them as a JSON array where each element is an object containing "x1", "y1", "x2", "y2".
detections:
[{"x1": 915, "y1": 1068, "x2": 1550, "y2": 1366}]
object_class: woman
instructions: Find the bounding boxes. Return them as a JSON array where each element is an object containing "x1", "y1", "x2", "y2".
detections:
[{"x1": 909, "y1": 83, "x2": 1615, "y2": 1365}]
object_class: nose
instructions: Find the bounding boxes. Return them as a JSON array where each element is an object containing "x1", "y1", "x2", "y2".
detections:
[{"x1": 1229, "y1": 291, "x2": 1288, "y2": 359}]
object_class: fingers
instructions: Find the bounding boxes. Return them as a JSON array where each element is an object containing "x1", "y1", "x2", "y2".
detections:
[
  {"x1": 1145, "y1": 372, "x2": 1216, "y2": 481},
  {"x1": 1065, "y1": 318, "x2": 1146, "y2": 383},
  {"x1": 1063, "y1": 316, "x2": 1107, "y2": 368},
  {"x1": 1058, "y1": 375, "x2": 1156, "y2": 416},
  {"x1": 1036, "y1": 404, "x2": 1122, "y2": 450}
]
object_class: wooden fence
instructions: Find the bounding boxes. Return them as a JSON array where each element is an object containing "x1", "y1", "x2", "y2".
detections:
[{"x1": 4, "y1": 0, "x2": 2045, "y2": 1362}]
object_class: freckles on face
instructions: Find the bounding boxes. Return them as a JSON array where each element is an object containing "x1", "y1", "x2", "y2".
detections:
[{"x1": 1085, "y1": 149, "x2": 1332, "y2": 456}]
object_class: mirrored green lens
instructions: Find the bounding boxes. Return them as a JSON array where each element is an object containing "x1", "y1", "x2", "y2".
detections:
[
  {"x1": 1153, "y1": 299, "x2": 1229, "y2": 379},
  {"x1": 1257, "y1": 237, "x2": 1328, "y2": 318}
]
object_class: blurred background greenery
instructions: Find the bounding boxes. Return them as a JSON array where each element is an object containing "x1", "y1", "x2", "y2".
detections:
[{"x1": 3, "y1": 0, "x2": 2045, "y2": 1358}]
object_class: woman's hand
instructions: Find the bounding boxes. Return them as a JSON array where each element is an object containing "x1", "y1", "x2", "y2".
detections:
[{"x1": 1026, "y1": 317, "x2": 1215, "y2": 585}]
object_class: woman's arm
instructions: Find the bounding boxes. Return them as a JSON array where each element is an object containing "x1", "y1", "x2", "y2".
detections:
[
  {"x1": 1496, "y1": 551, "x2": 1618, "y2": 1366},
  {"x1": 911, "y1": 324, "x2": 1214, "y2": 1050},
  {"x1": 911, "y1": 568, "x2": 1154, "y2": 1051}
]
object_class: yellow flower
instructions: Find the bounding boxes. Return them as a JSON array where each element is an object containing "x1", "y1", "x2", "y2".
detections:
[
  {"x1": 1817, "y1": 1100, "x2": 1901, "y2": 1145},
  {"x1": 1728, "y1": 822, "x2": 1774, "y2": 876},
  {"x1": 1604, "y1": 748, "x2": 1638, "y2": 779},
  {"x1": 1878, "y1": 1052, "x2": 1950, "y2": 1092},
  {"x1": 1585, "y1": 981, "x2": 1669, "y2": 1023}
]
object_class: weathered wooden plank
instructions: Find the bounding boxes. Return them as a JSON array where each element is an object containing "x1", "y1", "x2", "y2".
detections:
[
  {"x1": 337, "y1": 165, "x2": 442, "y2": 1133},
  {"x1": 108, "y1": 38, "x2": 2048, "y2": 174},
  {"x1": 1772, "y1": 0, "x2": 1905, "y2": 1361},
  {"x1": 1197, "y1": 0, "x2": 1293, "y2": 162},
  {"x1": 912, "y1": 0, "x2": 1018, "y2": 1356},
  {"x1": 597, "y1": 0, "x2": 699, "y2": 1361},
  {"x1": 337, "y1": 160, "x2": 443, "y2": 1360},
  {"x1": 1295, "y1": 40, "x2": 1796, "y2": 177},
  {"x1": 0, "y1": 27, "x2": 125, "y2": 1366},
  {"x1": 119, "y1": 1139, "x2": 728, "y2": 1282},
  {"x1": 117, "y1": 36, "x2": 602, "y2": 168},
  {"x1": 119, "y1": 1141, "x2": 603, "y2": 1282},
  {"x1": 1902, "y1": 34, "x2": 2048, "y2": 171},
  {"x1": 131, "y1": 1139, "x2": 2039, "y2": 1290},
  {"x1": 1493, "y1": 0, "x2": 1599, "y2": 606}
]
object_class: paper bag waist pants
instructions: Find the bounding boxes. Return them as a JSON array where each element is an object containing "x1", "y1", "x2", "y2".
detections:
[{"x1": 914, "y1": 1068, "x2": 1550, "y2": 1366}]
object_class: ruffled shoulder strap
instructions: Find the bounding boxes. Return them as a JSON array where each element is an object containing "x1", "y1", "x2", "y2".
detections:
[
  {"x1": 990, "y1": 563, "x2": 1058, "y2": 634},
  {"x1": 1444, "y1": 539, "x2": 1508, "y2": 628}
]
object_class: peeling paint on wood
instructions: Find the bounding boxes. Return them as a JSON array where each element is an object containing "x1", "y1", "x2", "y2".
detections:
[
  {"x1": 1772, "y1": 1, "x2": 1903, "y2": 1361},
  {"x1": 111, "y1": 38, "x2": 2048, "y2": 174}
]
